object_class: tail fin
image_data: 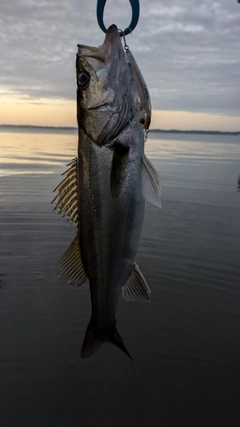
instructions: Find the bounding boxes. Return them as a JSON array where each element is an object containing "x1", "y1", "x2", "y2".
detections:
[{"x1": 81, "y1": 322, "x2": 133, "y2": 360}]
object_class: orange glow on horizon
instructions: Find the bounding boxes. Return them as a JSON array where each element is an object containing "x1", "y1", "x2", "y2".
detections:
[
  {"x1": 0, "y1": 96, "x2": 239, "y2": 132},
  {"x1": 0, "y1": 97, "x2": 77, "y2": 127},
  {"x1": 151, "y1": 110, "x2": 240, "y2": 132}
]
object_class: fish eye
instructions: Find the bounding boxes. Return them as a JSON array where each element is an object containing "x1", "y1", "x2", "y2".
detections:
[{"x1": 78, "y1": 72, "x2": 90, "y2": 88}]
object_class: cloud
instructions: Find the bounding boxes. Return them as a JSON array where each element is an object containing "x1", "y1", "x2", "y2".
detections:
[{"x1": 0, "y1": 0, "x2": 240, "y2": 116}]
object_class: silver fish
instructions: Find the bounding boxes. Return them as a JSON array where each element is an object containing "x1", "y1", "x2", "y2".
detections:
[
  {"x1": 52, "y1": 24, "x2": 161, "y2": 359},
  {"x1": 126, "y1": 48, "x2": 152, "y2": 130}
]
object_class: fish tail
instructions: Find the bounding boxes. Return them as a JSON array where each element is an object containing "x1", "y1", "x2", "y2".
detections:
[{"x1": 81, "y1": 321, "x2": 133, "y2": 360}]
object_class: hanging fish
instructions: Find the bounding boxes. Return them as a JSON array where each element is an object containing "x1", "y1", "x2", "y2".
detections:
[{"x1": 52, "y1": 24, "x2": 161, "y2": 359}]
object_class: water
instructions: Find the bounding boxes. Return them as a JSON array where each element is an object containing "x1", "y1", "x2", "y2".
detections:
[{"x1": 0, "y1": 128, "x2": 240, "y2": 426}]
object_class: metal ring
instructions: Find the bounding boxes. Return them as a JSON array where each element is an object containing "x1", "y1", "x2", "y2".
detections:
[{"x1": 96, "y1": 0, "x2": 140, "y2": 36}]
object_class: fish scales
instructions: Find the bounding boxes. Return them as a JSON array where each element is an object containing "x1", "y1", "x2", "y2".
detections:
[
  {"x1": 53, "y1": 24, "x2": 161, "y2": 359},
  {"x1": 79, "y1": 126, "x2": 145, "y2": 320}
]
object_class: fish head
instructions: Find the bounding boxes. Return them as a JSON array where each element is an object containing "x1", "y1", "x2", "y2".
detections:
[{"x1": 76, "y1": 24, "x2": 133, "y2": 145}]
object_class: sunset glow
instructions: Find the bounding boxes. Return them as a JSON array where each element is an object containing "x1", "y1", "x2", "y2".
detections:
[{"x1": 1, "y1": 96, "x2": 239, "y2": 132}]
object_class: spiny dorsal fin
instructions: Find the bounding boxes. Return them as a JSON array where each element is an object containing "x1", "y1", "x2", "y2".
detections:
[
  {"x1": 122, "y1": 264, "x2": 151, "y2": 302},
  {"x1": 141, "y1": 155, "x2": 162, "y2": 208},
  {"x1": 56, "y1": 235, "x2": 87, "y2": 286},
  {"x1": 52, "y1": 158, "x2": 78, "y2": 225}
]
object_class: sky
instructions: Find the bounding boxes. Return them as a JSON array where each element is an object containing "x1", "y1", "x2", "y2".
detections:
[{"x1": 0, "y1": 0, "x2": 240, "y2": 131}]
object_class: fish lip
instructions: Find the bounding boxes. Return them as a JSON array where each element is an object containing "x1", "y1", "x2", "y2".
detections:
[
  {"x1": 77, "y1": 25, "x2": 121, "y2": 61},
  {"x1": 77, "y1": 24, "x2": 125, "y2": 70},
  {"x1": 104, "y1": 24, "x2": 121, "y2": 43},
  {"x1": 103, "y1": 24, "x2": 123, "y2": 55}
]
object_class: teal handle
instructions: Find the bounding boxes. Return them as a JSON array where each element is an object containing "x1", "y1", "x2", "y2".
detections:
[{"x1": 96, "y1": 0, "x2": 140, "y2": 36}]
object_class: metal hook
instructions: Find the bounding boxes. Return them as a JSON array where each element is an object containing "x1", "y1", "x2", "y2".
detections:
[
  {"x1": 120, "y1": 30, "x2": 130, "y2": 50},
  {"x1": 96, "y1": 0, "x2": 140, "y2": 37}
]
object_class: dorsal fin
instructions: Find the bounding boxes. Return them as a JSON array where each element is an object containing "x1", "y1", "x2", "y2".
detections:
[
  {"x1": 52, "y1": 158, "x2": 78, "y2": 225},
  {"x1": 122, "y1": 264, "x2": 151, "y2": 302}
]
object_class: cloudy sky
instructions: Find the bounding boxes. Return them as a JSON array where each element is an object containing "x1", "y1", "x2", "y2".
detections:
[{"x1": 1, "y1": 0, "x2": 240, "y2": 130}]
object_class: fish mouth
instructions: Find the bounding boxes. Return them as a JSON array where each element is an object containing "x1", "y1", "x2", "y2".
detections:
[
  {"x1": 103, "y1": 24, "x2": 126, "y2": 66},
  {"x1": 104, "y1": 24, "x2": 121, "y2": 49},
  {"x1": 77, "y1": 24, "x2": 126, "y2": 79},
  {"x1": 77, "y1": 25, "x2": 122, "y2": 63}
]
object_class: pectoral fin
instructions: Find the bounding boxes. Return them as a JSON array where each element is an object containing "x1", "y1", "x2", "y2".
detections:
[
  {"x1": 141, "y1": 155, "x2": 162, "y2": 208},
  {"x1": 122, "y1": 264, "x2": 151, "y2": 302},
  {"x1": 110, "y1": 143, "x2": 129, "y2": 198},
  {"x1": 56, "y1": 235, "x2": 87, "y2": 286}
]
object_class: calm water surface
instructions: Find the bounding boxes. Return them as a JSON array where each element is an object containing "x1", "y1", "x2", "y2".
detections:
[{"x1": 0, "y1": 129, "x2": 240, "y2": 426}]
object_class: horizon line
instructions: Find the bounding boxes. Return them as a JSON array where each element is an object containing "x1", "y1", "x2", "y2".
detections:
[{"x1": 0, "y1": 124, "x2": 239, "y2": 135}]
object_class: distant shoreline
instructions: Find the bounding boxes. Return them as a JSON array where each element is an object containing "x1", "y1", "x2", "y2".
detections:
[
  {"x1": 0, "y1": 124, "x2": 77, "y2": 131},
  {"x1": 149, "y1": 129, "x2": 240, "y2": 136},
  {"x1": 0, "y1": 124, "x2": 239, "y2": 136}
]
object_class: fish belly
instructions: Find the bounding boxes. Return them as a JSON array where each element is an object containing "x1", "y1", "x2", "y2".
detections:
[{"x1": 78, "y1": 130, "x2": 144, "y2": 329}]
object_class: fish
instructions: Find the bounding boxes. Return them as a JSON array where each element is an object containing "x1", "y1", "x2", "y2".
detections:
[
  {"x1": 52, "y1": 24, "x2": 161, "y2": 360},
  {"x1": 126, "y1": 47, "x2": 152, "y2": 130}
]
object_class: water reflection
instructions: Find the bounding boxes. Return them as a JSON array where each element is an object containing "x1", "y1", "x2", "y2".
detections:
[
  {"x1": 1, "y1": 128, "x2": 240, "y2": 427},
  {"x1": 1, "y1": 129, "x2": 240, "y2": 178},
  {"x1": 0, "y1": 130, "x2": 77, "y2": 176}
]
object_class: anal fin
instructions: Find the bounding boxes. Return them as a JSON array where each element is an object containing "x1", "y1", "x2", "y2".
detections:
[
  {"x1": 122, "y1": 264, "x2": 151, "y2": 302},
  {"x1": 56, "y1": 235, "x2": 87, "y2": 286}
]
